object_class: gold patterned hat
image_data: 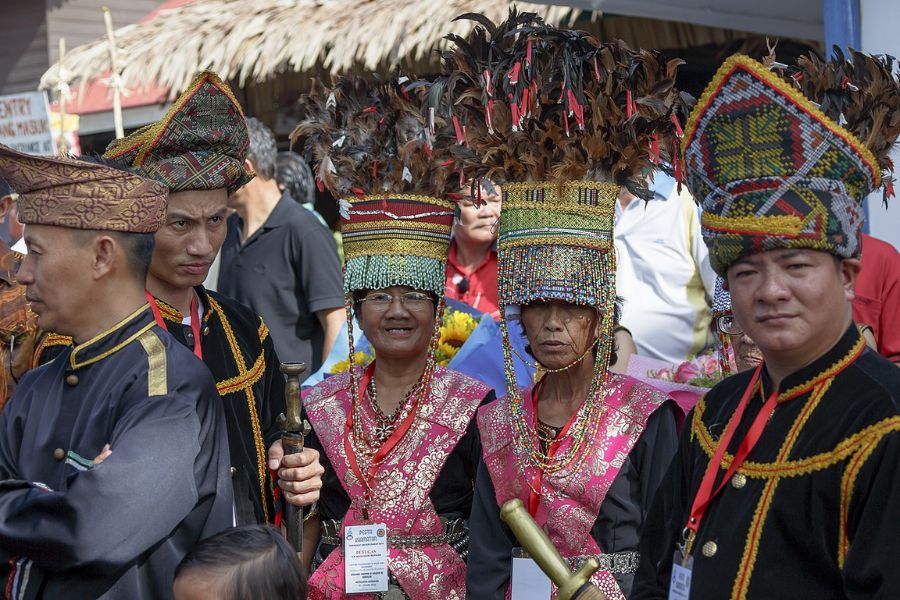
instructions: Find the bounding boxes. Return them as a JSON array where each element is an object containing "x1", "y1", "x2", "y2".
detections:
[
  {"x1": 0, "y1": 144, "x2": 167, "y2": 232},
  {"x1": 104, "y1": 71, "x2": 253, "y2": 194}
]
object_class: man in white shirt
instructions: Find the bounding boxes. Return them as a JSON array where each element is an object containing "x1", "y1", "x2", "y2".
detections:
[{"x1": 614, "y1": 171, "x2": 715, "y2": 364}]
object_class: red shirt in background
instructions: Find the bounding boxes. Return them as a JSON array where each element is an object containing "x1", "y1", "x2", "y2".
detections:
[
  {"x1": 852, "y1": 234, "x2": 900, "y2": 363},
  {"x1": 445, "y1": 240, "x2": 499, "y2": 318}
]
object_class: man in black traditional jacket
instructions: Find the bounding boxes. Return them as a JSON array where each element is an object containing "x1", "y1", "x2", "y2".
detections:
[
  {"x1": 633, "y1": 52, "x2": 900, "y2": 599},
  {"x1": 100, "y1": 71, "x2": 324, "y2": 525},
  {"x1": 0, "y1": 145, "x2": 234, "y2": 599}
]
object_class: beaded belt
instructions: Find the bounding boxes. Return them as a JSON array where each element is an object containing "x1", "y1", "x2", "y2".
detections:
[
  {"x1": 320, "y1": 518, "x2": 468, "y2": 550},
  {"x1": 568, "y1": 551, "x2": 639, "y2": 575}
]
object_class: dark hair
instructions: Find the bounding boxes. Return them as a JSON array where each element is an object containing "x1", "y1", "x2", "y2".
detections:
[
  {"x1": 244, "y1": 117, "x2": 278, "y2": 180},
  {"x1": 71, "y1": 229, "x2": 155, "y2": 282},
  {"x1": 0, "y1": 175, "x2": 13, "y2": 198},
  {"x1": 175, "y1": 525, "x2": 307, "y2": 600},
  {"x1": 275, "y1": 151, "x2": 315, "y2": 204},
  {"x1": 520, "y1": 297, "x2": 624, "y2": 368}
]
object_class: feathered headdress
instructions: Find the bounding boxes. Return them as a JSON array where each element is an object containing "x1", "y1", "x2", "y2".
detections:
[
  {"x1": 428, "y1": 12, "x2": 693, "y2": 462},
  {"x1": 290, "y1": 75, "x2": 457, "y2": 297},
  {"x1": 291, "y1": 75, "x2": 457, "y2": 201},
  {"x1": 685, "y1": 49, "x2": 900, "y2": 275},
  {"x1": 776, "y1": 48, "x2": 900, "y2": 202},
  {"x1": 428, "y1": 9, "x2": 692, "y2": 197}
]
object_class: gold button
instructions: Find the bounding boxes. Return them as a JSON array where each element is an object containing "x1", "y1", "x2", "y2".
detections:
[
  {"x1": 53, "y1": 448, "x2": 65, "y2": 461},
  {"x1": 65, "y1": 374, "x2": 79, "y2": 386},
  {"x1": 203, "y1": 326, "x2": 210, "y2": 336},
  {"x1": 702, "y1": 541, "x2": 718, "y2": 557},
  {"x1": 731, "y1": 473, "x2": 747, "y2": 489},
  {"x1": 230, "y1": 466, "x2": 237, "y2": 478}
]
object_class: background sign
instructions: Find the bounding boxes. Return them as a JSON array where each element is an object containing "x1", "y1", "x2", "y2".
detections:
[{"x1": 0, "y1": 91, "x2": 56, "y2": 155}]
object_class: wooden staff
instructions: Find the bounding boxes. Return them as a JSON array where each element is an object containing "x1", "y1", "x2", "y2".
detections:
[
  {"x1": 280, "y1": 362, "x2": 309, "y2": 553},
  {"x1": 500, "y1": 499, "x2": 607, "y2": 600},
  {"x1": 102, "y1": 6, "x2": 124, "y2": 139},
  {"x1": 56, "y1": 38, "x2": 69, "y2": 155}
]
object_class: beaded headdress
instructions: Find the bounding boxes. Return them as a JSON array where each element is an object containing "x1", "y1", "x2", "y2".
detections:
[
  {"x1": 433, "y1": 11, "x2": 689, "y2": 466},
  {"x1": 293, "y1": 74, "x2": 457, "y2": 402},
  {"x1": 685, "y1": 51, "x2": 900, "y2": 276},
  {"x1": 0, "y1": 144, "x2": 167, "y2": 233},
  {"x1": 104, "y1": 71, "x2": 253, "y2": 195}
]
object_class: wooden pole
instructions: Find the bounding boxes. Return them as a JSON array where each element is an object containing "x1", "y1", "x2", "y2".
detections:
[
  {"x1": 102, "y1": 6, "x2": 125, "y2": 139},
  {"x1": 56, "y1": 38, "x2": 69, "y2": 155}
]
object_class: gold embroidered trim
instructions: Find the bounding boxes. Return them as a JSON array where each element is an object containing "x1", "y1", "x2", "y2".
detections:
[
  {"x1": 701, "y1": 213, "x2": 805, "y2": 236},
  {"x1": 696, "y1": 416, "x2": 900, "y2": 479},
  {"x1": 137, "y1": 330, "x2": 168, "y2": 396},
  {"x1": 340, "y1": 219, "x2": 453, "y2": 234},
  {"x1": 216, "y1": 351, "x2": 265, "y2": 396},
  {"x1": 209, "y1": 296, "x2": 269, "y2": 523},
  {"x1": 777, "y1": 336, "x2": 865, "y2": 402},
  {"x1": 683, "y1": 54, "x2": 881, "y2": 187},
  {"x1": 70, "y1": 305, "x2": 154, "y2": 370},
  {"x1": 730, "y1": 379, "x2": 832, "y2": 600},
  {"x1": 345, "y1": 193, "x2": 452, "y2": 208},
  {"x1": 258, "y1": 320, "x2": 268, "y2": 343},
  {"x1": 154, "y1": 293, "x2": 215, "y2": 325},
  {"x1": 837, "y1": 422, "x2": 899, "y2": 567}
]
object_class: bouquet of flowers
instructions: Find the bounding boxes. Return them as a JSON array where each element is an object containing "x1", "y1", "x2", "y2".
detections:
[
  {"x1": 646, "y1": 352, "x2": 722, "y2": 388},
  {"x1": 627, "y1": 351, "x2": 725, "y2": 416}
]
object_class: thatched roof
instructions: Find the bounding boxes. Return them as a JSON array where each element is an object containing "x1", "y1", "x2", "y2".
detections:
[{"x1": 40, "y1": 0, "x2": 581, "y2": 97}]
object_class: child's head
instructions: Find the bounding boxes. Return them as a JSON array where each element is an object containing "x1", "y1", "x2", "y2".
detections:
[{"x1": 174, "y1": 526, "x2": 307, "y2": 600}]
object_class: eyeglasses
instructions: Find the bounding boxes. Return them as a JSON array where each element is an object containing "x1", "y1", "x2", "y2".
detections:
[
  {"x1": 716, "y1": 315, "x2": 743, "y2": 336},
  {"x1": 359, "y1": 292, "x2": 434, "y2": 312}
]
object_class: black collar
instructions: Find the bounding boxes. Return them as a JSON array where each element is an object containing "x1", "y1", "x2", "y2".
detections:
[{"x1": 761, "y1": 324, "x2": 865, "y2": 396}]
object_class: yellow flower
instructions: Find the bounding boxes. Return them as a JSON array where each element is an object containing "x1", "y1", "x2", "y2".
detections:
[
  {"x1": 439, "y1": 310, "x2": 478, "y2": 348},
  {"x1": 329, "y1": 351, "x2": 374, "y2": 374},
  {"x1": 436, "y1": 341, "x2": 461, "y2": 366}
]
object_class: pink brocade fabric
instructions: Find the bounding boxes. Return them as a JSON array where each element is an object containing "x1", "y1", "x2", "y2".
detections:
[
  {"x1": 304, "y1": 366, "x2": 490, "y2": 600},
  {"x1": 478, "y1": 373, "x2": 668, "y2": 600}
]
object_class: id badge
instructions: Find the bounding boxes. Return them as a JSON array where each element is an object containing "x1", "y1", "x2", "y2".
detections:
[
  {"x1": 344, "y1": 523, "x2": 389, "y2": 594},
  {"x1": 667, "y1": 548, "x2": 693, "y2": 600},
  {"x1": 510, "y1": 547, "x2": 552, "y2": 600}
]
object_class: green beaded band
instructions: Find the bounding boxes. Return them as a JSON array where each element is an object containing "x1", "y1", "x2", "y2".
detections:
[{"x1": 344, "y1": 254, "x2": 447, "y2": 296}]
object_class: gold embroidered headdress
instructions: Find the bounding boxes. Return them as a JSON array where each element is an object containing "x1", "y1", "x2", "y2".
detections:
[{"x1": 0, "y1": 144, "x2": 167, "y2": 232}]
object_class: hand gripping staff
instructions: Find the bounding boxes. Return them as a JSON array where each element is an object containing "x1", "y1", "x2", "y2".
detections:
[
  {"x1": 501, "y1": 499, "x2": 607, "y2": 600},
  {"x1": 280, "y1": 362, "x2": 311, "y2": 553}
]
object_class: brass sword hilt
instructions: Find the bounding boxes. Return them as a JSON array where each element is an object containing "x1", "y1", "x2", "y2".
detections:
[{"x1": 500, "y1": 499, "x2": 606, "y2": 600}]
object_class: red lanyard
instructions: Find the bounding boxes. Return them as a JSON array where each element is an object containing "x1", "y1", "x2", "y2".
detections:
[
  {"x1": 684, "y1": 340, "x2": 865, "y2": 554},
  {"x1": 343, "y1": 362, "x2": 421, "y2": 519},
  {"x1": 527, "y1": 379, "x2": 581, "y2": 517},
  {"x1": 145, "y1": 290, "x2": 203, "y2": 360}
]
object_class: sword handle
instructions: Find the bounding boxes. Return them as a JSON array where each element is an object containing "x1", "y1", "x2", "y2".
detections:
[
  {"x1": 500, "y1": 499, "x2": 606, "y2": 600},
  {"x1": 279, "y1": 362, "x2": 308, "y2": 553}
]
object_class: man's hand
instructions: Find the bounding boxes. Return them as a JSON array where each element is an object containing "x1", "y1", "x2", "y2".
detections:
[
  {"x1": 268, "y1": 440, "x2": 324, "y2": 507},
  {"x1": 93, "y1": 444, "x2": 112, "y2": 465}
]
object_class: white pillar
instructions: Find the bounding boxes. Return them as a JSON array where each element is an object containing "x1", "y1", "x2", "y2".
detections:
[{"x1": 860, "y1": 0, "x2": 900, "y2": 250}]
